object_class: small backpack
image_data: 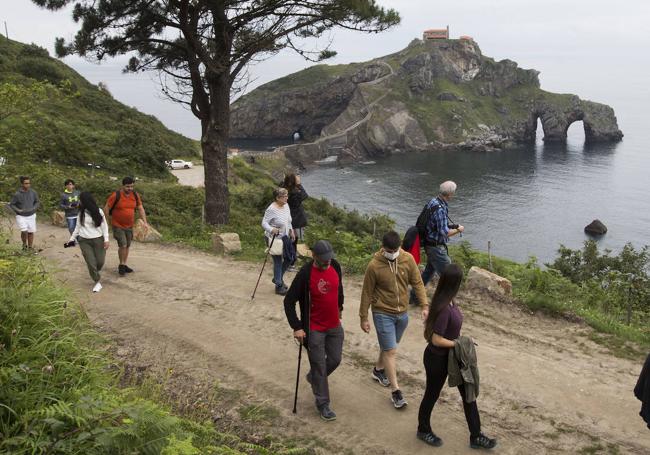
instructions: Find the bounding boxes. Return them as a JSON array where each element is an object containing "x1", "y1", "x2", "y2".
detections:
[
  {"x1": 109, "y1": 190, "x2": 140, "y2": 215},
  {"x1": 402, "y1": 226, "x2": 421, "y2": 264},
  {"x1": 415, "y1": 199, "x2": 440, "y2": 243}
]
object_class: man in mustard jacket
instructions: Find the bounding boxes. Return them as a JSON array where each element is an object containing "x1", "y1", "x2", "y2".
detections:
[{"x1": 360, "y1": 231, "x2": 428, "y2": 409}]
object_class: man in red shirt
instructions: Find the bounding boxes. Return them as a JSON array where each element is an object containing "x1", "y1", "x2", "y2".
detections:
[
  {"x1": 104, "y1": 176, "x2": 148, "y2": 276},
  {"x1": 284, "y1": 240, "x2": 344, "y2": 421}
]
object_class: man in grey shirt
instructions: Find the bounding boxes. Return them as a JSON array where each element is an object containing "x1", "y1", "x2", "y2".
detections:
[{"x1": 9, "y1": 176, "x2": 40, "y2": 251}]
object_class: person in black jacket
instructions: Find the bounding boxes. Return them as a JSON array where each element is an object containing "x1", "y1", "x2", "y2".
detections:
[
  {"x1": 284, "y1": 240, "x2": 344, "y2": 421},
  {"x1": 283, "y1": 173, "x2": 308, "y2": 266},
  {"x1": 635, "y1": 353, "x2": 650, "y2": 429}
]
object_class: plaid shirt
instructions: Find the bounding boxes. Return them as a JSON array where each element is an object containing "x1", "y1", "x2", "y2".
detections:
[{"x1": 425, "y1": 197, "x2": 449, "y2": 245}]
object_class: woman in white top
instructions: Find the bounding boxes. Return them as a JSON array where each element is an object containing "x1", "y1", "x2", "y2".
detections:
[
  {"x1": 261, "y1": 187, "x2": 295, "y2": 295},
  {"x1": 70, "y1": 192, "x2": 110, "y2": 293}
]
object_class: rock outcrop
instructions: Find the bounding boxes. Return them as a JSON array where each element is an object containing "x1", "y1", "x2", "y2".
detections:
[
  {"x1": 212, "y1": 232, "x2": 242, "y2": 255},
  {"x1": 230, "y1": 63, "x2": 390, "y2": 141},
  {"x1": 466, "y1": 266, "x2": 513, "y2": 296},
  {"x1": 231, "y1": 38, "x2": 622, "y2": 164},
  {"x1": 133, "y1": 219, "x2": 162, "y2": 243},
  {"x1": 584, "y1": 219, "x2": 608, "y2": 236},
  {"x1": 51, "y1": 210, "x2": 66, "y2": 228}
]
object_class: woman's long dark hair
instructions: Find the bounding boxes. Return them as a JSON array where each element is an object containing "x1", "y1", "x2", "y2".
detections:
[
  {"x1": 424, "y1": 264, "x2": 464, "y2": 341},
  {"x1": 78, "y1": 191, "x2": 103, "y2": 228},
  {"x1": 283, "y1": 173, "x2": 298, "y2": 192}
]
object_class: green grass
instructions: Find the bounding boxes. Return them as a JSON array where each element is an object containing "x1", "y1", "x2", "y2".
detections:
[{"x1": 238, "y1": 403, "x2": 280, "y2": 424}]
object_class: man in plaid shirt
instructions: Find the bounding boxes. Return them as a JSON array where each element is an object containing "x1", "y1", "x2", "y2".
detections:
[{"x1": 411, "y1": 181, "x2": 465, "y2": 305}]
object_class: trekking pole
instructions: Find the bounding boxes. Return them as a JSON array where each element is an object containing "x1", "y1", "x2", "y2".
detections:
[
  {"x1": 292, "y1": 339, "x2": 303, "y2": 414},
  {"x1": 250, "y1": 234, "x2": 277, "y2": 301}
]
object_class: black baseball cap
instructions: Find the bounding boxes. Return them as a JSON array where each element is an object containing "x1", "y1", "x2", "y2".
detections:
[{"x1": 312, "y1": 240, "x2": 335, "y2": 261}]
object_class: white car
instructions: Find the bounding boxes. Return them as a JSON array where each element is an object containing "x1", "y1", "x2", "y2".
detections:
[{"x1": 166, "y1": 159, "x2": 193, "y2": 170}]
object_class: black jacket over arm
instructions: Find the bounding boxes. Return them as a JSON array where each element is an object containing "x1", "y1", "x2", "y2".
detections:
[
  {"x1": 634, "y1": 353, "x2": 650, "y2": 428},
  {"x1": 283, "y1": 259, "x2": 344, "y2": 345}
]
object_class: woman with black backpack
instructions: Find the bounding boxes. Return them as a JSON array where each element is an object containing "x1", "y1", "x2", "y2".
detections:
[{"x1": 68, "y1": 192, "x2": 110, "y2": 293}]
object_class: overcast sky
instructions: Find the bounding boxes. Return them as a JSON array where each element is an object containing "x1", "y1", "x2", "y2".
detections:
[{"x1": 3, "y1": 0, "x2": 649, "y2": 139}]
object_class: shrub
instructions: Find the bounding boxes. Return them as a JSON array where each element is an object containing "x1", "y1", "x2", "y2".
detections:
[{"x1": 16, "y1": 57, "x2": 65, "y2": 83}]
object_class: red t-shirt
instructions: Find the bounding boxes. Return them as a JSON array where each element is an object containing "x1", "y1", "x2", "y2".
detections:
[{"x1": 309, "y1": 265, "x2": 341, "y2": 331}]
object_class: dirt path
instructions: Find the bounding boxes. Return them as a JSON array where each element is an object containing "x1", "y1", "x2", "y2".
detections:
[
  {"x1": 171, "y1": 165, "x2": 204, "y2": 187},
  {"x1": 16, "y1": 222, "x2": 650, "y2": 454}
]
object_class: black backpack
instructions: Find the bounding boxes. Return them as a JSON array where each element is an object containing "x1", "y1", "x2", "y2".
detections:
[
  {"x1": 415, "y1": 199, "x2": 441, "y2": 243},
  {"x1": 109, "y1": 190, "x2": 140, "y2": 215}
]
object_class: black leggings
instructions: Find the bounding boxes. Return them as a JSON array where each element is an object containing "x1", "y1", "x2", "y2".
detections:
[{"x1": 417, "y1": 346, "x2": 481, "y2": 437}]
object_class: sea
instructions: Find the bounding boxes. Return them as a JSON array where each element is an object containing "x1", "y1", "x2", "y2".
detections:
[{"x1": 299, "y1": 119, "x2": 649, "y2": 264}]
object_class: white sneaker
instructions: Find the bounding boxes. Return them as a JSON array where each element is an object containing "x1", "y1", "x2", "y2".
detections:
[{"x1": 92, "y1": 282, "x2": 103, "y2": 293}]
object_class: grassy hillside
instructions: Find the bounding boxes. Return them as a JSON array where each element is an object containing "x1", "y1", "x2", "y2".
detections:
[{"x1": 0, "y1": 36, "x2": 199, "y2": 178}]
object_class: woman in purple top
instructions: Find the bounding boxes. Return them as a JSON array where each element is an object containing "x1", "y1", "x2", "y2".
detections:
[{"x1": 416, "y1": 264, "x2": 497, "y2": 450}]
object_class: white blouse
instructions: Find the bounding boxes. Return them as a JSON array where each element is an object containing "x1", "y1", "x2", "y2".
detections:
[
  {"x1": 261, "y1": 202, "x2": 292, "y2": 239},
  {"x1": 70, "y1": 209, "x2": 110, "y2": 242}
]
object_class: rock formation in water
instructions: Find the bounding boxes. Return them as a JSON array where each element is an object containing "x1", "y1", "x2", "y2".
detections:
[
  {"x1": 230, "y1": 38, "x2": 623, "y2": 164},
  {"x1": 585, "y1": 219, "x2": 608, "y2": 236}
]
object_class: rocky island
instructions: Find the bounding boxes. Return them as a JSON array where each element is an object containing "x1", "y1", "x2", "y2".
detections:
[{"x1": 230, "y1": 37, "x2": 623, "y2": 164}]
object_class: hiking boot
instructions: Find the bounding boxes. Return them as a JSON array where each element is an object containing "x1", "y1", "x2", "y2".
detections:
[
  {"x1": 371, "y1": 367, "x2": 390, "y2": 387},
  {"x1": 391, "y1": 389, "x2": 407, "y2": 409},
  {"x1": 318, "y1": 404, "x2": 336, "y2": 421},
  {"x1": 123, "y1": 265, "x2": 134, "y2": 273},
  {"x1": 417, "y1": 431, "x2": 443, "y2": 447},
  {"x1": 275, "y1": 285, "x2": 288, "y2": 296},
  {"x1": 118, "y1": 265, "x2": 126, "y2": 276},
  {"x1": 470, "y1": 433, "x2": 497, "y2": 450},
  {"x1": 92, "y1": 282, "x2": 103, "y2": 293}
]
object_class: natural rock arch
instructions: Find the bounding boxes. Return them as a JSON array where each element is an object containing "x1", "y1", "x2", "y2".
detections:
[{"x1": 523, "y1": 97, "x2": 623, "y2": 143}]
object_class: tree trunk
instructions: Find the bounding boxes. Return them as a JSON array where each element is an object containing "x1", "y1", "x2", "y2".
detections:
[{"x1": 202, "y1": 75, "x2": 231, "y2": 225}]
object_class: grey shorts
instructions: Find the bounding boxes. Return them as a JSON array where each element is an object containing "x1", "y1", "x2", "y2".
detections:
[
  {"x1": 113, "y1": 227, "x2": 133, "y2": 248},
  {"x1": 373, "y1": 311, "x2": 409, "y2": 351}
]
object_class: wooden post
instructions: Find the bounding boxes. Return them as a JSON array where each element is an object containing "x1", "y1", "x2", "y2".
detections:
[
  {"x1": 488, "y1": 240, "x2": 493, "y2": 271},
  {"x1": 4, "y1": 22, "x2": 8, "y2": 40},
  {"x1": 626, "y1": 285, "x2": 632, "y2": 325}
]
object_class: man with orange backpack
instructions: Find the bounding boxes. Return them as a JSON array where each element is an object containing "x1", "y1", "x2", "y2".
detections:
[{"x1": 104, "y1": 177, "x2": 148, "y2": 276}]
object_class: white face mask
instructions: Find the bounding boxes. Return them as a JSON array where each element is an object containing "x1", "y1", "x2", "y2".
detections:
[{"x1": 383, "y1": 250, "x2": 400, "y2": 261}]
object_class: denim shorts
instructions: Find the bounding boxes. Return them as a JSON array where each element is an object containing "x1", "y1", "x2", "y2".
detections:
[{"x1": 372, "y1": 311, "x2": 409, "y2": 351}]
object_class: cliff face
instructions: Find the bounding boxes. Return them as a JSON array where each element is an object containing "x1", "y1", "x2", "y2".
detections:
[{"x1": 230, "y1": 39, "x2": 623, "y2": 164}]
